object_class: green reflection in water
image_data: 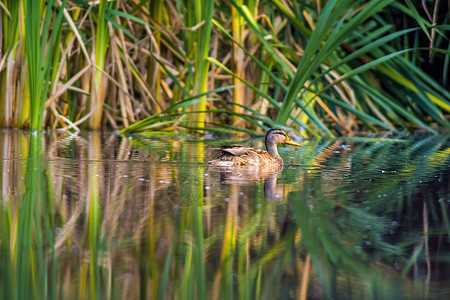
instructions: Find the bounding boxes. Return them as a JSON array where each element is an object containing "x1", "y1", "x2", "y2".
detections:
[
  {"x1": 7, "y1": 131, "x2": 58, "y2": 300},
  {"x1": 0, "y1": 130, "x2": 449, "y2": 299}
]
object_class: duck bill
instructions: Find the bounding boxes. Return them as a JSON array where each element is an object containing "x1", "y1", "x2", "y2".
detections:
[{"x1": 284, "y1": 137, "x2": 302, "y2": 147}]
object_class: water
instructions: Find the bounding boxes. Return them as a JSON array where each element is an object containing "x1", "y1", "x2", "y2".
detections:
[{"x1": 1, "y1": 129, "x2": 449, "y2": 299}]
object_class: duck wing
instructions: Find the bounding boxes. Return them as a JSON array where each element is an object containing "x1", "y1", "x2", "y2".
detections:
[
  {"x1": 222, "y1": 147, "x2": 272, "y2": 165},
  {"x1": 221, "y1": 146, "x2": 256, "y2": 156}
]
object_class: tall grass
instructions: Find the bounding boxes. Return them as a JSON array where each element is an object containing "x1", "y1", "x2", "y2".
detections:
[
  {"x1": 0, "y1": 1, "x2": 448, "y2": 135},
  {"x1": 187, "y1": 0, "x2": 215, "y2": 130},
  {"x1": 25, "y1": 0, "x2": 67, "y2": 130},
  {"x1": 89, "y1": 0, "x2": 112, "y2": 129},
  {"x1": 0, "y1": 0, "x2": 24, "y2": 128}
]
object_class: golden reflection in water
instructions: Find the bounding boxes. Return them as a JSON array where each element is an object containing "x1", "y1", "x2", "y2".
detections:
[
  {"x1": 310, "y1": 141, "x2": 341, "y2": 168},
  {"x1": 1, "y1": 130, "x2": 28, "y2": 208},
  {"x1": 1, "y1": 130, "x2": 13, "y2": 206}
]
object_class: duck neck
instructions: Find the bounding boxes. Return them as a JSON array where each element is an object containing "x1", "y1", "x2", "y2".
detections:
[{"x1": 266, "y1": 141, "x2": 283, "y2": 164}]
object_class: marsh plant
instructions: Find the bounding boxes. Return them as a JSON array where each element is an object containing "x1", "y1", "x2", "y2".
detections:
[{"x1": 0, "y1": 0, "x2": 448, "y2": 136}]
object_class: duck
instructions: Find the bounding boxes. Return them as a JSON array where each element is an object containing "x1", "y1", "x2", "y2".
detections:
[{"x1": 208, "y1": 129, "x2": 302, "y2": 166}]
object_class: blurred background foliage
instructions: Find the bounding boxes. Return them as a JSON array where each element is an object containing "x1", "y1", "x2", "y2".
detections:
[{"x1": 0, "y1": 0, "x2": 449, "y2": 136}]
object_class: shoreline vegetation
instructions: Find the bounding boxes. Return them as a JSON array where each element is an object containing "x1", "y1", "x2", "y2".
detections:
[{"x1": 0, "y1": 0, "x2": 449, "y2": 137}]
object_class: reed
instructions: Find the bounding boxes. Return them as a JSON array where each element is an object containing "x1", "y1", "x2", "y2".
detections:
[
  {"x1": 0, "y1": 1, "x2": 448, "y2": 135},
  {"x1": 89, "y1": 0, "x2": 111, "y2": 129},
  {"x1": 147, "y1": 0, "x2": 164, "y2": 114},
  {"x1": 231, "y1": 0, "x2": 245, "y2": 128},
  {"x1": 25, "y1": 0, "x2": 67, "y2": 130},
  {"x1": 187, "y1": 0, "x2": 215, "y2": 130},
  {"x1": 0, "y1": 0, "x2": 24, "y2": 127}
]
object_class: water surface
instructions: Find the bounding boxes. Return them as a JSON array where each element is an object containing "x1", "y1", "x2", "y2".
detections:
[{"x1": 0, "y1": 129, "x2": 449, "y2": 299}]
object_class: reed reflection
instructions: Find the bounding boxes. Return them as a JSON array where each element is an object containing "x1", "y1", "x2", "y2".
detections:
[{"x1": 0, "y1": 130, "x2": 448, "y2": 299}]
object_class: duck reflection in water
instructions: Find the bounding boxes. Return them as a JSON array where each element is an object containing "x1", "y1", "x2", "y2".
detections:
[{"x1": 208, "y1": 164, "x2": 285, "y2": 199}]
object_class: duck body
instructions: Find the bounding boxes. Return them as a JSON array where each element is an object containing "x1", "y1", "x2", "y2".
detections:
[
  {"x1": 208, "y1": 129, "x2": 302, "y2": 166},
  {"x1": 208, "y1": 146, "x2": 281, "y2": 166}
]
